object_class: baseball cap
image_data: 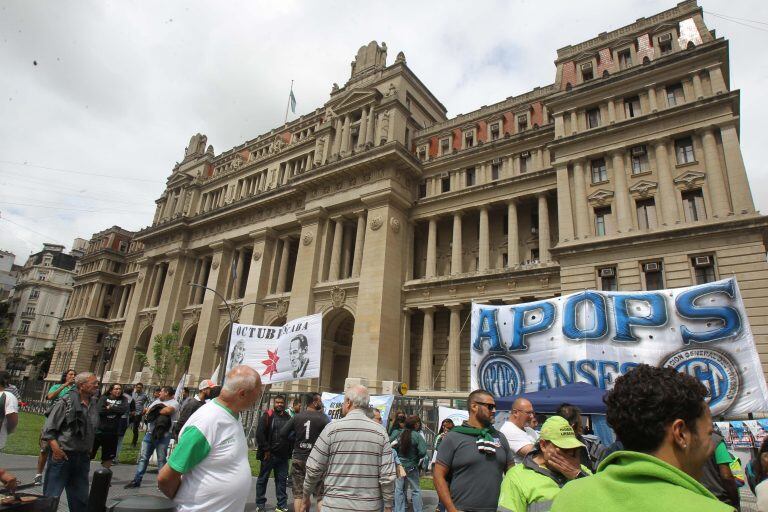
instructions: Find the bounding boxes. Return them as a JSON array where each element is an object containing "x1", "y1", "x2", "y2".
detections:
[
  {"x1": 199, "y1": 379, "x2": 216, "y2": 391},
  {"x1": 539, "y1": 416, "x2": 586, "y2": 450}
]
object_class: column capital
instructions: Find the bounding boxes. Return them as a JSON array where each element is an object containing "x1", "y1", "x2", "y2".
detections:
[
  {"x1": 445, "y1": 303, "x2": 465, "y2": 311},
  {"x1": 608, "y1": 148, "x2": 626, "y2": 159},
  {"x1": 295, "y1": 207, "x2": 328, "y2": 224},
  {"x1": 165, "y1": 248, "x2": 188, "y2": 259},
  {"x1": 249, "y1": 227, "x2": 277, "y2": 241},
  {"x1": 208, "y1": 240, "x2": 233, "y2": 252},
  {"x1": 452, "y1": 210, "x2": 464, "y2": 218},
  {"x1": 694, "y1": 125, "x2": 718, "y2": 137},
  {"x1": 418, "y1": 305, "x2": 436, "y2": 313},
  {"x1": 353, "y1": 209, "x2": 367, "y2": 218},
  {"x1": 652, "y1": 136, "x2": 673, "y2": 147}
]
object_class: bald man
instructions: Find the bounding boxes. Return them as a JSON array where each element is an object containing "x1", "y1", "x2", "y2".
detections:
[
  {"x1": 499, "y1": 398, "x2": 539, "y2": 464},
  {"x1": 159, "y1": 366, "x2": 262, "y2": 512}
]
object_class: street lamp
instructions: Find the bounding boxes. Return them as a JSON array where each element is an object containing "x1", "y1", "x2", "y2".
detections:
[
  {"x1": 101, "y1": 333, "x2": 120, "y2": 381},
  {"x1": 187, "y1": 282, "x2": 264, "y2": 387}
]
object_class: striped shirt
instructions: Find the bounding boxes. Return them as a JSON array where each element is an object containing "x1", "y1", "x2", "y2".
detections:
[{"x1": 304, "y1": 408, "x2": 396, "y2": 511}]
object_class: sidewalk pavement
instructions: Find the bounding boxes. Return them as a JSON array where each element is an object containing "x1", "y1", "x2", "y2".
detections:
[{"x1": 0, "y1": 453, "x2": 440, "y2": 511}]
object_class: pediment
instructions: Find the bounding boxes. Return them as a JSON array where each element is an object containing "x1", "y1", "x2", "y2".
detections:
[
  {"x1": 651, "y1": 22, "x2": 678, "y2": 33},
  {"x1": 574, "y1": 51, "x2": 597, "y2": 63},
  {"x1": 167, "y1": 171, "x2": 192, "y2": 187},
  {"x1": 331, "y1": 88, "x2": 380, "y2": 112},
  {"x1": 629, "y1": 180, "x2": 658, "y2": 196},
  {"x1": 588, "y1": 189, "x2": 615, "y2": 204},
  {"x1": 612, "y1": 37, "x2": 636, "y2": 49},
  {"x1": 674, "y1": 170, "x2": 705, "y2": 188}
]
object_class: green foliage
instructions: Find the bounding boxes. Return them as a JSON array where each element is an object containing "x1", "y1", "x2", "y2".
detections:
[
  {"x1": 31, "y1": 346, "x2": 54, "y2": 375},
  {"x1": 135, "y1": 322, "x2": 190, "y2": 386}
]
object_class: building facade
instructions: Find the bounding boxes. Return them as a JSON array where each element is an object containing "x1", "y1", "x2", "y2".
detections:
[
  {"x1": 0, "y1": 250, "x2": 21, "y2": 300},
  {"x1": 4, "y1": 242, "x2": 83, "y2": 380},
  {"x1": 60, "y1": 1, "x2": 768, "y2": 396}
]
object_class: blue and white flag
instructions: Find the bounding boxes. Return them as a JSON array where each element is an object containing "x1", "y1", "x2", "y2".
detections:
[{"x1": 289, "y1": 89, "x2": 296, "y2": 113}]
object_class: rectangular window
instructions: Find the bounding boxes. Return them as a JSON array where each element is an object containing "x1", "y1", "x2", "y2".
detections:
[
  {"x1": 675, "y1": 137, "x2": 695, "y2": 164},
  {"x1": 440, "y1": 138, "x2": 450, "y2": 155},
  {"x1": 30, "y1": 289, "x2": 40, "y2": 299},
  {"x1": 692, "y1": 255, "x2": 716, "y2": 284},
  {"x1": 666, "y1": 83, "x2": 685, "y2": 107},
  {"x1": 418, "y1": 147, "x2": 427, "y2": 161},
  {"x1": 581, "y1": 62, "x2": 594, "y2": 81},
  {"x1": 682, "y1": 189, "x2": 707, "y2": 222},
  {"x1": 630, "y1": 146, "x2": 649, "y2": 174},
  {"x1": 531, "y1": 248, "x2": 540, "y2": 262},
  {"x1": 659, "y1": 35, "x2": 673, "y2": 55},
  {"x1": 20, "y1": 321, "x2": 30, "y2": 334},
  {"x1": 594, "y1": 207, "x2": 611, "y2": 236},
  {"x1": 519, "y1": 154, "x2": 528, "y2": 173},
  {"x1": 643, "y1": 261, "x2": 664, "y2": 290},
  {"x1": 636, "y1": 198, "x2": 658, "y2": 229},
  {"x1": 491, "y1": 162, "x2": 501, "y2": 181},
  {"x1": 464, "y1": 131, "x2": 474, "y2": 148},
  {"x1": 618, "y1": 49, "x2": 632, "y2": 70},
  {"x1": 624, "y1": 96, "x2": 641, "y2": 119},
  {"x1": 418, "y1": 181, "x2": 427, "y2": 198},
  {"x1": 598, "y1": 267, "x2": 618, "y2": 291},
  {"x1": 517, "y1": 115, "x2": 528, "y2": 132},
  {"x1": 465, "y1": 168, "x2": 476, "y2": 187},
  {"x1": 441, "y1": 176, "x2": 451, "y2": 193},
  {"x1": 586, "y1": 107, "x2": 601, "y2": 129},
  {"x1": 490, "y1": 123, "x2": 500, "y2": 141},
  {"x1": 590, "y1": 158, "x2": 608, "y2": 183}
]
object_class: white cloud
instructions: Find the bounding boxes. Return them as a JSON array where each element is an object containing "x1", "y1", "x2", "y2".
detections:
[{"x1": 1, "y1": 0, "x2": 766, "y2": 261}]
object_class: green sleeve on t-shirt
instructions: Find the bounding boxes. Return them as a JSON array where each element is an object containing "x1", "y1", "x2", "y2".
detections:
[
  {"x1": 714, "y1": 441, "x2": 733, "y2": 465},
  {"x1": 168, "y1": 426, "x2": 211, "y2": 474}
]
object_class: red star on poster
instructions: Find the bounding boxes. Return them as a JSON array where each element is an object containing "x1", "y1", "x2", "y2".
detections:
[{"x1": 261, "y1": 349, "x2": 279, "y2": 379}]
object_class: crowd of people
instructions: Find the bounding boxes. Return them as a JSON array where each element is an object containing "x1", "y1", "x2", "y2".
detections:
[{"x1": 1, "y1": 363, "x2": 767, "y2": 511}]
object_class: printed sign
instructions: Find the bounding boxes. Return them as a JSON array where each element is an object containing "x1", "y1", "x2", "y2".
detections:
[
  {"x1": 321, "y1": 392, "x2": 395, "y2": 424},
  {"x1": 227, "y1": 314, "x2": 322, "y2": 384},
  {"x1": 471, "y1": 278, "x2": 768, "y2": 417},
  {"x1": 437, "y1": 406, "x2": 469, "y2": 431}
]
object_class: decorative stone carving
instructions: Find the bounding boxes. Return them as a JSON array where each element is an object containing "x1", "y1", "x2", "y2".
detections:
[
  {"x1": 137, "y1": 272, "x2": 145, "y2": 283},
  {"x1": 395, "y1": 51, "x2": 406, "y2": 64},
  {"x1": 540, "y1": 276, "x2": 551, "y2": 287},
  {"x1": 390, "y1": 217, "x2": 401, "y2": 233},
  {"x1": 386, "y1": 83, "x2": 397, "y2": 97},
  {"x1": 330, "y1": 286, "x2": 346, "y2": 308},
  {"x1": 167, "y1": 264, "x2": 175, "y2": 277},
  {"x1": 211, "y1": 258, "x2": 220, "y2": 270},
  {"x1": 674, "y1": 170, "x2": 706, "y2": 190},
  {"x1": 350, "y1": 41, "x2": 387, "y2": 78},
  {"x1": 587, "y1": 189, "x2": 615, "y2": 206},
  {"x1": 369, "y1": 215, "x2": 383, "y2": 231},
  {"x1": 276, "y1": 298, "x2": 289, "y2": 318},
  {"x1": 270, "y1": 135, "x2": 287, "y2": 154},
  {"x1": 184, "y1": 133, "x2": 207, "y2": 160},
  {"x1": 421, "y1": 290, "x2": 430, "y2": 298},
  {"x1": 331, "y1": 83, "x2": 340, "y2": 93},
  {"x1": 629, "y1": 180, "x2": 659, "y2": 198},
  {"x1": 379, "y1": 110, "x2": 389, "y2": 142},
  {"x1": 302, "y1": 233, "x2": 314, "y2": 246},
  {"x1": 476, "y1": 284, "x2": 486, "y2": 294}
]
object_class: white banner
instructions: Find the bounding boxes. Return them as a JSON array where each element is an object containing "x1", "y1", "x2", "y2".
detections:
[
  {"x1": 437, "y1": 406, "x2": 468, "y2": 431},
  {"x1": 321, "y1": 392, "x2": 395, "y2": 423},
  {"x1": 471, "y1": 278, "x2": 768, "y2": 417},
  {"x1": 227, "y1": 313, "x2": 322, "y2": 384}
]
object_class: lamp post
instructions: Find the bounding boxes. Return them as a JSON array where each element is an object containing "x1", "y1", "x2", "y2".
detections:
[
  {"x1": 187, "y1": 283, "x2": 264, "y2": 387},
  {"x1": 101, "y1": 333, "x2": 120, "y2": 381}
]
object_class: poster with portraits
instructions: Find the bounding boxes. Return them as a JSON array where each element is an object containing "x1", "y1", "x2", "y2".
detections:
[
  {"x1": 227, "y1": 313, "x2": 322, "y2": 384},
  {"x1": 320, "y1": 392, "x2": 395, "y2": 423}
]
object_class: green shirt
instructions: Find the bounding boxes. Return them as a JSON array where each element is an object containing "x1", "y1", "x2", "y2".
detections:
[
  {"x1": 713, "y1": 441, "x2": 733, "y2": 465},
  {"x1": 499, "y1": 453, "x2": 591, "y2": 512},
  {"x1": 48, "y1": 383, "x2": 74, "y2": 402}
]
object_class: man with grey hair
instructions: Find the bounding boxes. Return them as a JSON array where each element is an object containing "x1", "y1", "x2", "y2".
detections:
[
  {"x1": 302, "y1": 384, "x2": 396, "y2": 512},
  {"x1": 159, "y1": 365, "x2": 262, "y2": 511},
  {"x1": 42, "y1": 371, "x2": 99, "y2": 510}
]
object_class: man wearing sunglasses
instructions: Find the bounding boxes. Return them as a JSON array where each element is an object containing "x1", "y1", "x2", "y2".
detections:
[
  {"x1": 433, "y1": 389, "x2": 514, "y2": 512},
  {"x1": 500, "y1": 398, "x2": 539, "y2": 465}
]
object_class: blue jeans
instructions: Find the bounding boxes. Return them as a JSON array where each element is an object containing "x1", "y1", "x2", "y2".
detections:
[
  {"x1": 256, "y1": 455, "x2": 289, "y2": 509},
  {"x1": 43, "y1": 450, "x2": 90, "y2": 511},
  {"x1": 132, "y1": 432, "x2": 170, "y2": 483},
  {"x1": 395, "y1": 466, "x2": 422, "y2": 512}
]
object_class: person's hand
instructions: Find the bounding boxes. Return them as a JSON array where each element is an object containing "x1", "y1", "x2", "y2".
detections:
[
  {"x1": 300, "y1": 496, "x2": 311, "y2": 512},
  {"x1": 51, "y1": 447, "x2": 68, "y2": 462},
  {"x1": 1, "y1": 473, "x2": 17, "y2": 492},
  {"x1": 548, "y1": 450, "x2": 581, "y2": 480},
  {"x1": 384, "y1": 507, "x2": 392, "y2": 512},
  {"x1": 263, "y1": 451, "x2": 270, "y2": 461}
]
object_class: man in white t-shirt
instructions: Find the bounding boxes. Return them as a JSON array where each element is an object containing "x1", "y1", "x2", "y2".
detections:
[
  {"x1": 0, "y1": 372, "x2": 19, "y2": 450},
  {"x1": 499, "y1": 398, "x2": 538, "y2": 464},
  {"x1": 158, "y1": 365, "x2": 263, "y2": 512}
]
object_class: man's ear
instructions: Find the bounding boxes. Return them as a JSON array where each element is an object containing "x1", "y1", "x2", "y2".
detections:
[{"x1": 669, "y1": 418, "x2": 689, "y2": 449}]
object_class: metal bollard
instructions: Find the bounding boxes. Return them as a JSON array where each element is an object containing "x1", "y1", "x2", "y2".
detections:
[{"x1": 87, "y1": 467, "x2": 113, "y2": 512}]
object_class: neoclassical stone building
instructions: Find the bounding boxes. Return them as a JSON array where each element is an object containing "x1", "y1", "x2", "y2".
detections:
[{"x1": 51, "y1": 0, "x2": 768, "y2": 396}]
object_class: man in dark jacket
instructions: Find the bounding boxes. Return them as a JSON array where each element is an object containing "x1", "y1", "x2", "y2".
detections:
[
  {"x1": 255, "y1": 394, "x2": 292, "y2": 512},
  {"x1": 92, "y1": 383, "x2": 129, "y2": 468},
  {"x1": 172, "y1": 379, "x2": 215, "y2": 440},
  {"x1": 556, "y1": 403, "x2": 607, "y2": 472},
  {"x1": 42, "y1": 372, "x2": 99, "y2": 511}
]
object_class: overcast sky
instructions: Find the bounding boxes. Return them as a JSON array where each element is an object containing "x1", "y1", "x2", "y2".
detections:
[{"x1": 1, "y1": 1, "x2": 766, "y2": 261}]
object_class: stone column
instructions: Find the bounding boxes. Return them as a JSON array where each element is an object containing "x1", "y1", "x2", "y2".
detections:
[
  {"x1": 150, "y1": 265, "x2": 165, "y2": 307},
  {"x1": 607, "y1": 98, "x2": 616, "y2": 124},
  {"x1": 328, "y1": 218, "x2": 344, "y2": 281},
  {"x1": 340, "y1": 115, "x2": 351, "y2": 155},
  {"x1": 538, "y1": 194, "x2": 550, "y2": 262},
  {"x1": 240, "y1": 228, "x2": 277, "y2": 325},
  {"x1": 446, "y1": 304, "x2": 462, "y2": 391},
  {"x1": 426, "y1": 218, "x2": 437, "y2": 278},
  {"x1": 556, "y1": 166, "x2": 574, "y2": 242},
  {"x1": 357, "y1": 109, "x2": 367, "y2": 150},
  {"x1": 719, "y1": 124, "x2": 754, "y2": 213},
  {"x1": 611, "y1": 151, "x2": 633, "y2": 232},
  {"x1": 569, "y1": 111, "x2": 578, "y2": 135},
  {"x1": 400, "y1": 309, "x2": 412, "y2": 384},
  {"x1": 451, "y1": 212, "x2": 463, "y2": 275},
  {"x1": 351, "y1": 211, "x2": 366, "y2": 278},
  {"x1": 418, "y1": 307, "x2": 435, "y2": 390},
  {"x1": 507, "y1": 200, "x2": 519, "y2": 266},
  {"x1": 478, "y1": 207, "x2": 490, "y2": 271},
  {"x1": 648, "y1": 86, "x2": 658, "y2": 112},
  {"x1": 331, "y1": 119, "x2": 343, "y2": 157},
  {"x1": 572, "y1": 161, "x2": 590, "y2": 238},
  {"x1": 365, "y1": 106, "x2": 375, "y2": 146},
  {"x1": 700, "y1": 128, "x2": 731, "y2": 217},
  {"x1": 708, "y1": 65, "x2": 727, "y2": 94},
  {"x1": 653, "y1": 139, "x2": 679, "y2": 225},
  {"x1": 286, "y1": 208, "x2": 327, "y2": 319},
  {"x1": 275, "y1": 238, "x2": 292, "y2": 293},
  {"x1": 692, "y1": 72, "x2": 704, "y2": 99}
]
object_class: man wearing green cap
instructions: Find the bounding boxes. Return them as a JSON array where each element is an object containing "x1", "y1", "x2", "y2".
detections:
[{"x1": 498, "y1": 416, "x2": 592, "y2": 512}]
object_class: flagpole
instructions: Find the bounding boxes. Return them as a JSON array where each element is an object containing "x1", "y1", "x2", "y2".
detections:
[{"x1": 284, "y1": 80, "x2": 294, "y2": 123}]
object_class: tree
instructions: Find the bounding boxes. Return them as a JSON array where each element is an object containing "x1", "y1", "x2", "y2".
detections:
[
  {"x1": 31, "y1": 346, "x2": 54, "y2": 376},
  {"x1": 135, "y1": 322, "x2": 190, "y2": 386}
]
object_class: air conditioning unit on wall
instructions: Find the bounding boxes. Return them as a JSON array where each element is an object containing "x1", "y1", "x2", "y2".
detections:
[
  {"x1": 693, "y1": 256, "x2": 712, "y2": 267},
  {"x1": 643, "y1": 262, "x2": 660, "y2": 272},
  {"x1": 599, "y1": 267, "x2": 615, "y2": 277}
]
